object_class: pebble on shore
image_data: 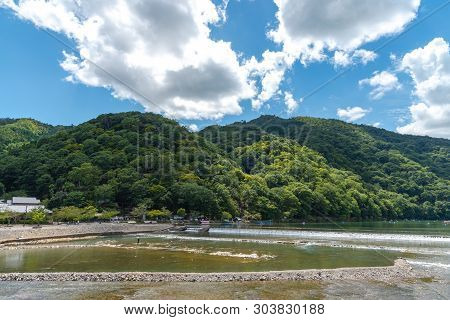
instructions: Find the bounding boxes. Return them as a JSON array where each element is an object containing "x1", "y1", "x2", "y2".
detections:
[
  {"x1": 0, "y1": 259, "x2": 418, "y2": 283},
  {"x1": 0, "y1": 223, "x2": 172, "y2": 245}
]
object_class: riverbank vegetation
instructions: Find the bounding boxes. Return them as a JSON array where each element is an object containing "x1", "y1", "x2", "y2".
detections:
[
  {"x1": 0, "y1": 112, "x2": 448, "y2": 221},
  {"x1": 0, "y1": 206, "x2": 120, "y2": 225},
  {"x1": 0, "y1": 208, "x2": 49, "y2": 225}
]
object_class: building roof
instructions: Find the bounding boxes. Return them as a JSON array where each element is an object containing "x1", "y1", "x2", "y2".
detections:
[{"x1": 12, "y1": 197, "x2": 41, "y2": 205}]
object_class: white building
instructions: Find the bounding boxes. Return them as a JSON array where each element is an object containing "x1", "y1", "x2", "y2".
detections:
[{"x1": 0, "y1": 197, "x2": 45, "y2": 213}]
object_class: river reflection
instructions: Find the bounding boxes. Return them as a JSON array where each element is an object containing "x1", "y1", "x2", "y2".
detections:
[{"x1": 2, "y1": 251, "x2": 24, "y2": 269}]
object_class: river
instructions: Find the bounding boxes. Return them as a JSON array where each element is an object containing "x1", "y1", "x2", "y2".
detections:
[{"x1": 0, "y1": 221, "x2": 448, "y2": 299}]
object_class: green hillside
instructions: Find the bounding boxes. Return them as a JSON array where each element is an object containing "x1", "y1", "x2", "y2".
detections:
[
  {"x1": 201, "y1": 115, "x2": 449, "y2": 220},
  {"x1": 0, "y1": 112, "x2": 448, "y2": 220},
  {"x1": 201, "y1": 115, "x2": 449, "y2": 179},
  {"x1": 0, "y1": 118, "x2": 54, "y2": 152}
]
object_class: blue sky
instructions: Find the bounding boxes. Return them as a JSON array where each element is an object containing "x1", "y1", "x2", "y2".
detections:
[{"x1": 0, "y1": 0, "x2": 449, "y2": 138}]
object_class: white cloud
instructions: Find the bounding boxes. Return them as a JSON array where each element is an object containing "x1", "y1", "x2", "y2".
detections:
[
  {"x1": 353, "y1": 50, "x2": 378, "y2": 65},
  {"x1": 283, "y1": 91, "x2": 298, "y2": 113},
  {"x1": 217, "y1": 0, "x2": 230, "y2": 24},
  {"x1": 337, "y1": 107, "x2": 371, "y2": 122},
  {"x1": 397, "y1": 38, "x2": 450, "y2": 139},
  {"x1": 2, "y1": 0, "x2": 255, "y2": 120},
  {"x1": 333, "y1": 49, "x2": 377, "y2": 67},
  {"x1": 270, "y1": 0, "x2": 419, "y2": 55},
  {"x1": 359, "y1": 71, "x2": 401, "y2": 99},
  {"x1": 400, "y1": 38, "x2": 450, "y2": 106},
  {"x1": 187, "y1": 124, "x2": 199, "y2": 132},
  {"x1": 245, "y1": 50, "x2": 296, "y2": 110},
  {"x1": 372, "y1": 122, "x2": 381, "y2": 128},
  {"x1": 397, "y1": 103, "x2": 450, "y2": 138},
  {"x1": 246, "y1": 0, "x2": 419, "y2": 107},
  {"x1": 332, "y1": 51, "x2": 352, "y2": 67}
]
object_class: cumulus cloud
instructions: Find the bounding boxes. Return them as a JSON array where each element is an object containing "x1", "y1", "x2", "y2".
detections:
[
  {"x1": 246, "y1": 0, "x2": 419, "y2": 107},
  {"x1": 397, "y1": 103, "x2": 450, "y2": 138},
  {"x1": 332, "y1": 51, "x2": 352, "y2": 68},
  {"x1": 283, "y1": 91, "x2": 298, "y2": 113},
  {"x1": 359, "y1": 71, "x2": 401, "y2": 99},
  {"x1": 245, "y1": 50, "x2": 296, "y2": 110},
  {"x1": 187, "y1": 124, "x2": 199, "y2": 132},
  {"x1": 397, "y1": 38, "x2": 450, "y2": 139},
  {"x1": 2, "y1": 0, "x2": 254, "y2": 120},
  {"x1": 333, "y1": 49, "x2": 377, "y2": 67},
  {"x1": 337, "y1": 107, "x2": 371, "y2": 122},
  {"x1": 353, "y1": 50, "x2": 379, "y2": 65},
  {"x1": 270, "y1": 0, "x2": 419, "y2": 55}
]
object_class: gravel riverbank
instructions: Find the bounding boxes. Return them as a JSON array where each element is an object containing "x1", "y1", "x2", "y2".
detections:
[
  {"x1": 0, "y1": 259, "x2": 418, "y2": 282},
  {"x1": 0, "y1": 223, "x2": 172, "y2": 245}
]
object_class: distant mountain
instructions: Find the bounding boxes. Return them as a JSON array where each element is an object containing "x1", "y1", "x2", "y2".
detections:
[
  {"x1": 0, "y1": 118, "x2": 57, "y2": 152},
  {"x1": 0, "y1": 112, "x2": 448, "y2": 220}
]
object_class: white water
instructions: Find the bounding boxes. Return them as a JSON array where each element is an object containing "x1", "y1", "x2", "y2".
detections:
[
  {"x1": 139, "y1": 233, "x2": 450, "y2": 256},
  {"x1": 301, "y1": 241, "x2": 450, "y2": 256},
  {"x1": 210, "y1": 228, "x2": 450, "y2": 244},
  {"x1": 405, "y1": 260, "x2": 450, "y2": 270}
]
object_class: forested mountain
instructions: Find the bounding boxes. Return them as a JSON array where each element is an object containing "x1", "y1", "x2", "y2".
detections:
[
  {"x1": 202, "y1": 115, "x2": 449, "y2": 179},
  {"x1": 0, "y1": 112, "x2": 448, "y2": 221},
  {"x1": 201, "y1": 115, "x2": 449, "y2": 220},
  {"x1": 0, "y1": 119, "x2": 56, "y2": 152}
]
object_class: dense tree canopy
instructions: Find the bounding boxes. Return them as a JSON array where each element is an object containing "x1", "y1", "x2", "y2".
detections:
[
  {"x1": 202, "y1": 115, "x2": 450, "y2": 220},
  {"x1": 0, "y1": 119, "x2": 59, "y2": 152},
  {"x1": 0, "y1": 112, "x2": 448, "y2": 221}
]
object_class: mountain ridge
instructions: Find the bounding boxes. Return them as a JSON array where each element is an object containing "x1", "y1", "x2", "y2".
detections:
[{"x1": 0, "y1": 112, "x2": 448, "y2": 220}]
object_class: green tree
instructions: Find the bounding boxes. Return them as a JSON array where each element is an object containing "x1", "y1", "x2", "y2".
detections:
[
  {"x1": 176, "y1": 208, "x2": 186, "y2": 217},
  {"x1": 67, "y1": 163, "x2": 101, "y2": 190},
  {"x1": 147, "y1": 208, "x2": 171, "y2": 220},
  {"x1": 98, "y1": 210, "x2": 120, "y2": 220},
  {"x1": 30, "y1": 209, "x2": 47, "y2": 225},
  {"x1": 221, "y1": 211, "x2": 232, "y2": 221},
  {"x1": 52, "y1": 206, "x2": 97, "y2": 222},
  {"x1": 171, "y1": 183, "x2": 220, "y2": 218},
  {"x1": 131, "y1": 203, "x2": 148, "y2": 221}
]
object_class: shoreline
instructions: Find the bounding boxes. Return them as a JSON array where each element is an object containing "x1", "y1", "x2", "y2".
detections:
[
  {"x1": 0, "y1": 259, "x2": 419, "y2": 282},
  {"x1": 0, "y1": 223, "x2": 172, "y2": 245}
]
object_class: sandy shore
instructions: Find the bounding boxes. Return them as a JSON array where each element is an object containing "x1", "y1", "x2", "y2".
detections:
[
  {"x1": 0, "y1": 223, "x2": 172, "y2": 245},
  {"x1": 0, "y1": 259, "x2": 419, "y2": 282}
]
